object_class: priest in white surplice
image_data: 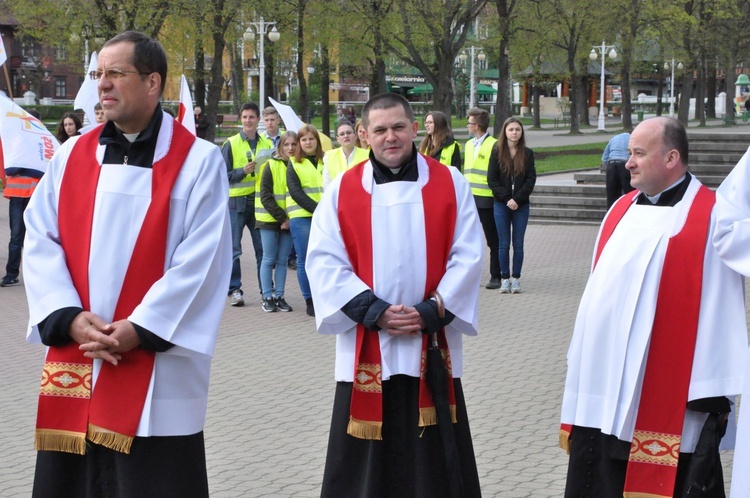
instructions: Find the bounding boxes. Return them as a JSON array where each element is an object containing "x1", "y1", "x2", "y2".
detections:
[
  {"x1": 23, "y1": 32, "x2": 231, "y2": 498},
  {"x1": 560, "y1": 117, "x2": 747, "y2": 498},
  {"x1": 307, "y1": 93, "x2": 484, "y2": 497},
  {"x1": 714, "y1": 146, "x2": 750, "y2": 498}
]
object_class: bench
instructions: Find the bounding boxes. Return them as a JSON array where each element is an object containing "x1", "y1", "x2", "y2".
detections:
[
  {"x1": 554, "y1": 111, "x2": 571, "y2": 128},
  {"x1": 216, "y1": 114, "x2": 239, "y2": 129}
]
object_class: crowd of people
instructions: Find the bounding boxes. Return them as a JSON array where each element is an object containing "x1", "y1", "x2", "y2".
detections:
[{"x1": 7, "y1": 28, "x2": 750, "y2": 498}]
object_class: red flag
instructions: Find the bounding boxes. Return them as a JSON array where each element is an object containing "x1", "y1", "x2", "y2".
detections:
[{"x1": 177, "y1": 75, "x2": 196, "y2": 136}]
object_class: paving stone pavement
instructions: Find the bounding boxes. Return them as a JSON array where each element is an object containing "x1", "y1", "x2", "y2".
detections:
[{"x1": 0, "y1": 193, "x2": 746, "y2": 497}]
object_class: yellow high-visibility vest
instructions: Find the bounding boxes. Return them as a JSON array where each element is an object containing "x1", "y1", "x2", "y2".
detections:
[
  {"x1": 255, "y1": 157, "x2": 288, "y2": 223},
  {"x1": 286, "y1": 158, "x2": 323, "y2": 219},
  {"x1": 463, "y1": 136, "x2": 497, "y2": 197},
  {"x1": 224, "y1": 132, "x2": 273, "y2": 197}
]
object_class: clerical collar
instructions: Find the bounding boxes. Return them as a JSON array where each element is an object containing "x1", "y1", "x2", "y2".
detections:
[
  {"x1": 637, "y1": 173, "x2": 691, "y2": 207},
  {"x1": 369, "y1": 145, "x2": 419, "y2": 184},
  {"x1": 99, "y1": 103, "x2": 163, "y2": 168}
]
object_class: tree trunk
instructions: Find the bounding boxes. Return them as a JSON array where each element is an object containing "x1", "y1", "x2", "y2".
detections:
[
  {"x1": 698, "y1": 64, "x2": 704, "y2": 124},
  {"x1": 432, "y1": 56, "x2": 456, "y2": 117},
  {"x1": 706, "y1": 62, "x2": 716, "y2": 119},
  {"x1": 228, "y1": 41, "x2": 241, "y2": 113},
  {"x1": 655, "y1": 69, "x2": 663, "y2": 116},
  {"x1": 296, "y1": 11, "x2": 309, "y2": 124},
  {"x1": 724, "y1": 63, "x2": 736, "y2": 125},
  {"x1": 532, "y1": 83, "x2": 541, "y2": 129},
  {"x1": 493, "y1": 44, "x2": 511, "y2": 131},
  {"x1": 321, "y1": 44, "x2": 330, "y2": 138},
  {"x1": 677, "y1": 72, "x2": 693, "y2": 125},
  {"x1": 205, "y1": 29, "x2": 226, "y2": 144},
  {"x1": 578, "y1": 75, "x2": 589, "y2": 127}
]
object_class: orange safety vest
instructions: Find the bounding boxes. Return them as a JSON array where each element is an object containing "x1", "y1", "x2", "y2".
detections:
[{"x1": 4, "y1": 175, "x2": 40, "y2": 199}]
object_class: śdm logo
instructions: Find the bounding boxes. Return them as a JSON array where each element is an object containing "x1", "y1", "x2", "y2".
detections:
[{"x1": 6, "y1": 111, "x2": 48, "y2": 135}]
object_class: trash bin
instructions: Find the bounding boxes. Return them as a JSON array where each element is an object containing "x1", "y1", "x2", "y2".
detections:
[{"x1": 637, "y1": 110, "x2": 644, "y2": 121}]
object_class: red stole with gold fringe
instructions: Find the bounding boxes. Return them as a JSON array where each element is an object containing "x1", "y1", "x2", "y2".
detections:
[
  {"x1": 34, "y1": 120, "x2": 195, "y2": 455},
  {"x1": 337, "y1": 156, "x2": 457, "y2": 439}
]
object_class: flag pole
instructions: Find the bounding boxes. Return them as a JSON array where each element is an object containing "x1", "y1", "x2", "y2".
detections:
[{"x1": 3, "y1": 65, "x2": 12, "y2": 100}]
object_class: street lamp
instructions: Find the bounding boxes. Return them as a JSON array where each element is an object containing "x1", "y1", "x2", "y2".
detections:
[
  {"x1": 589, "y1": 41, "x2": 617, "y2": 131},
  {"x1": 461, "y1": 46, "x2": 485, "y2": 110},
  {"x1": 244, "y1": 17, "x2": 280, "y2": 107},
  {"x1": 306, "y1": 65, "x2": 315, "y2": 123},
  {"x1": 664, "y1": 59, "x2": 683, "y2": 117}
]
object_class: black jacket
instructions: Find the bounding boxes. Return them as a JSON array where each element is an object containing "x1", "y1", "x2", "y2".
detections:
[{"x1": 487, "y1": 146, "x2": 536, "y2": 206}]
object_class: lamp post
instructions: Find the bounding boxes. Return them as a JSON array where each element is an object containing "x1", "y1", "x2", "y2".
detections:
[
  {"x1": 664, "y1": 59, "x2": 683, "y2": 117},
  {"x1": 589, "y1": 41, "x2": 617, "y2": 131},
  {"x1": 243, "y1": 17, "x2": 280, "y2": 107},
  {"x1": 306, "y1": 64, "x2": 315, "y2": 123},
  {"x1": 460, "y1": 46, "x2": 486, "y2": 110}
]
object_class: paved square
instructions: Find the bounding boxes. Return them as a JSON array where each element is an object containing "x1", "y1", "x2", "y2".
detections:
[{"x1": 0, "y1": 194, "x2": 745, "y2": 496}]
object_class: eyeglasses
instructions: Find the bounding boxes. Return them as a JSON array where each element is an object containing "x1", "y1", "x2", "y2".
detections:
[
  {"x1": 337, "y1": 131, "x2": 354, "y2": 137},
  {"x1": 467, "y1": 121, "x2": 477, "y2": 126},
  {"x1": 88, "y1": 69, "x2": 149, "y2": 80}
]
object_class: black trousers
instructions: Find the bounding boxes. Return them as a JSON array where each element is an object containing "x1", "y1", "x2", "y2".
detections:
[
  {"x1": 32, "y1": 432, "x2": 209, "y2": 498},
  {"x1": 605, "y1": 160, "x2": 634, "y2": 209},
  {"x1": 477, "y1": 205, "x2": 500, "y2": 280}
]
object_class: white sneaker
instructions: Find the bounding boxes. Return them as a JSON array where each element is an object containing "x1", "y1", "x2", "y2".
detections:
[
  {"x1": 230, "y1": 290, "x2": 245, "y2": 307},
  {"x1": 499, "y1": 279, "x2": 510, "y2": 294},
  {"x1": 510, "y1": 278, "x2": 521, "y2": 294}
]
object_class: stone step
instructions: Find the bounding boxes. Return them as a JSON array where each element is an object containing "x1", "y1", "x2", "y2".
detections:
[
  {"x1": 691, "y1": 152, "x2": 745, "y2": 164},
  {"x1": 533, "y1": 184, "x2": 605, "y2": 196},
  {"x1": 690, "y1": 142, "x2": 749, "y2": 153},
  {"x1": 532, "y1": 195, "x2": 607, "y2": 208},
  {"x1": 530, "y1": 206, "x2": 605, "y2": 221},
  {"x1": 687, "y1": 133, "x2": 750, "y2": 143}
]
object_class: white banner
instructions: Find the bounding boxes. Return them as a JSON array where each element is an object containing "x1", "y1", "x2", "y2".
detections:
[
  {"x1": 74, "y1": 52, "x2": 99, "y2": 126},
  {"x1": 0, "y1": 93, "x2": 59, "y2": 175},
  {"x1": 177, "y1": 74, "x2": 196, "y2": 136},
  {"x1": 0, "y1": 34, "x2": 7, "y2": 67}
]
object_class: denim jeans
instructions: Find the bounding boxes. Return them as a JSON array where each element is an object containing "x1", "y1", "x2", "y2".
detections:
[
  {"x1": 6, "y1": 197, "x2": 30, "y2": 278},
  {"x1": 289, "y1": 217, "x2": 312, "y2": 300},
  {"x1": 228, "y1": 195, "x2": 263, "y2": 295},
  {"x1": 494, "y1": 202, "x2": 530, "y2": 279},
  {"x1": 259, "y1": 228, "x2": 294, "y2": 299}
]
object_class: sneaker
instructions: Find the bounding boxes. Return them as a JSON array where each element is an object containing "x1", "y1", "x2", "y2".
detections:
[
  {"x1": 261, "y1": 297, "x2": 277, "y2": 312},
  {"x1": 0, "y1": 275, "x2": 19, "y2": 287},
  {"x1": 274, "y1": 297, "x2": 292, "y2": 312},
  {"x1": 510, "y1": 278, "x2": 522, "y2": 294},
  {"x1": 305, "y1": 298, "x2": 315, "y2": 317},
  {"x1": 230, "y1": 290, "x2": 245, "y2": 307},
  {"x1": 485, "y1": 277, "x2": 501, "y2": 289},
  {"x1": 499, "y1": 279, "x2": 510, "y2": 294}
]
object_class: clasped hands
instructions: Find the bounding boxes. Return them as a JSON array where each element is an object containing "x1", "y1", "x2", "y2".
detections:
[
  {"x1": 376, "y1": 304, "x2": 426, "y2": 336},
  {"x1": 69, "y1": 311, "x2": 141, "y2": 366}
]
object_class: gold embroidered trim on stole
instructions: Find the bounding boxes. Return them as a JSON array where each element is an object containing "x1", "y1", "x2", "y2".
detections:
[
  {"x1": 353, "y1": 363, "x2": 382, "y2": 393},
  {"x1": 40, "y1": 361, "x2": 92, "y2": 398},
  {"x1": 629, "y1": 430, "x2": 680, "y2": 467}
]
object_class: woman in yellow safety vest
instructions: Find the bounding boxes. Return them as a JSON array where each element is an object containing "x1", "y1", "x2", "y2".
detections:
[
  {"x1": 286, "y1": 124, "x2": 324, "y2": 317},
  {"x1": 322, "y1": 121, "x2": 369, "y2": 189},
  {"x1": 418, "y1": 111, "x2": 462, "y2": 169},
  {"x1": 255, "y1": 131, "x2": 297, "y2": 313}
]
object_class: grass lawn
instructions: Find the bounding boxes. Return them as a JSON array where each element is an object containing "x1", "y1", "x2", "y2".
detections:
[
  {"x1": 533, "y1": 141, "x2": 607, "y2": 174},
  {"x1": 534, "y1": 153, "x2": 603, "y2": 174}
]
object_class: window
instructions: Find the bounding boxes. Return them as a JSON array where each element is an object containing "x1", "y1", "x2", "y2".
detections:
[
  {"x1": 55, "y1": 76, "x2": 66, "y2": 98},
  {"x1": 55, "y1": 46, "x2": 66, "y2": 61}
]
